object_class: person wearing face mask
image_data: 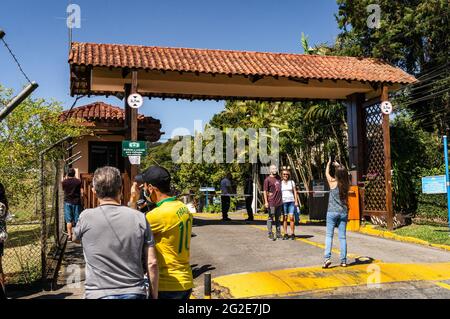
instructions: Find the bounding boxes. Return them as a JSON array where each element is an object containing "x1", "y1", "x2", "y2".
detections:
[
  {"x1": 137, "y1": 186, "x2": 157, "y2": 213},
  {"x1": 130, "y1": 166, "x2": 194, "y2": 300}
]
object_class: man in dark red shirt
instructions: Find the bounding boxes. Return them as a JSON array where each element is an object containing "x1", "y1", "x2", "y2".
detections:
[
  {"x1": 62, "y1": 168, "x2": 82, "y2": 241},
  {"x1": 263, "y1": 164, "x2": 283, "y2": 240}
]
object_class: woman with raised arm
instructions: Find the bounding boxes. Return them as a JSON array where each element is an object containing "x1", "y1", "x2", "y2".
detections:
[{"x1": 322, "y1": 158, "x2": 350, "y2": 268}]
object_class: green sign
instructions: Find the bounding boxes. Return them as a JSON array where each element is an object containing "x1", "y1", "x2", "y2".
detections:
[{"x1": 122, "y1": 140, "x2": 147, "y2": 157}]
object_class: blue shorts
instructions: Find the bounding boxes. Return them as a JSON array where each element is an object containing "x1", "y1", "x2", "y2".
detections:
[
  {"x1": 282, "y1": 202, "x2": 295, "y2": 216},
  {"x1": 64, "y1": 202, "x2": 82, "y2": 224}
]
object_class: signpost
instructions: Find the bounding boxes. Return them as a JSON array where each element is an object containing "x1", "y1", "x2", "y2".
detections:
[
  {"x1": 444, "y1": 136, "x2": 450, "y2": 231},
  {"x1": 199, "y1": 187, "x2": 216, "y2": 210}
]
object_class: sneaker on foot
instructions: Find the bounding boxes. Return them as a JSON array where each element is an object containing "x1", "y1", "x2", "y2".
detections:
[
  {"x1": 290, "y1": 234, "x2": 295, "y2": 240},
  {"x1": 340, "y1": 262, "x2": 348, "y2": 267},
  {"x1": 276, "y1": 233, "x2": 282, "y2": 239},
  {"x1": 268, "y1": 233, "x2": 275, "y2": 241},
  {"x1": 282, "y1": 234, "x2": 289, "y2": 240},
  {"x1": 322, "y1": 259, "x2": 331, "y2": 269}
]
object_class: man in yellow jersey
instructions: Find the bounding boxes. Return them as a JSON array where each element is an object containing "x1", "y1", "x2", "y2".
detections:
[{"x1": 130, "y1": 166, "x2": 194, "y2": 299}]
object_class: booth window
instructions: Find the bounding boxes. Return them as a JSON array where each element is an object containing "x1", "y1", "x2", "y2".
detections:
[{"x1": 88, "y1": 142, "x2": 124, "y2": 173}]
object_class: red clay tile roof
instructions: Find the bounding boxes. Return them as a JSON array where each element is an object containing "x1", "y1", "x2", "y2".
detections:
[
  {"x1": 60, "y1": 101, "x2": 153, "y2": 123},
  {"x1": 60, "y1": 102, "x2": 163, "y2": 142},
  {"x1": 69, "y1": 42, "x2": 417, "y2": 84}
]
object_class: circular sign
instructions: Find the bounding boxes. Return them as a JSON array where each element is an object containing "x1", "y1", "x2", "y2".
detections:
[
  {"x1": 127, "y1": 93, "x2": 143, "y2": 109},
  {"x1": 380, "y1": 101, "x2": 393, "y2": 115}
]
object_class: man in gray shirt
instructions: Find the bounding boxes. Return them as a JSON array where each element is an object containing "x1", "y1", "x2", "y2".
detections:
[{"x1": 73, "y1": 166, "x2": 159, "y2": 299}]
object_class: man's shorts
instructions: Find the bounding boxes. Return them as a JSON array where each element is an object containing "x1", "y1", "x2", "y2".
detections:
[
  {"x1": 282, "y1": 202, "x2": 295, "y2": 216},
  {"x1": 64, "y1": 202, "x2": 82, "y2": 224}
]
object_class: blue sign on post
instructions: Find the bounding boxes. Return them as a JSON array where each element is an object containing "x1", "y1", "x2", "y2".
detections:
[
  {"x1": 199, "y1": 187, "x2": 216, "y2": 210},
  {"x1": 421, "y1": 175, "x2": 447, "y2": 194},
  {"x1": 444, "y1": 136, "x2": 450, "y2": 231}
]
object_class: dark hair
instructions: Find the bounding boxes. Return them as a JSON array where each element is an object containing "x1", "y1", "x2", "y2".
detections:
[
  {"x1": 335, "y1": 165, "x2": 350, "y2": 207},
  {"x1": 155, "y1": 181, "x2": 171, "y2": 194},
  {"x1": 67, "y1": 168, "x2": 76, "y2": 177},
  {"x1": 93, "y1": 166, "x2": 122, "y2": 199}
]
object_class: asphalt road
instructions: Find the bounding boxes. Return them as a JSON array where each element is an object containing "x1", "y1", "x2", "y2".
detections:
[{"x1": 190, "y1": 213, "x2": 450, "y2": 299}]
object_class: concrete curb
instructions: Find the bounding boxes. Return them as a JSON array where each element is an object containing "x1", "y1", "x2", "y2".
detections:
[{"x1": 358, "y1": 225, "x2": 450, "y2": 252}]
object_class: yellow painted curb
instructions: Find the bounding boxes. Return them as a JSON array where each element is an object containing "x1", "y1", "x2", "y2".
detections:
[
  {"x1": 213, "y1": 262, "x2": 450, "y2": 298},
  {"x1": 434, "y1": 281, "x2": 450, "y2": 291},
  {"x1": 358, "y1": 226, "x2": 450, "y2": 252}
]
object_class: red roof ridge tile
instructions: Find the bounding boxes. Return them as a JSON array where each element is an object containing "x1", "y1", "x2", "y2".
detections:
[
  {"x1": 70, "y1": 41, "x2": 385, "y2": 63},
  {"x1": 60, "y1": 101, "x2": 157, "y2": 122}
]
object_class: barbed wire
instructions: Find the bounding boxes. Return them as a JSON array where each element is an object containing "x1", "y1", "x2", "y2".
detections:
[{"x1": 1, "y1": 38, "x2": 32, "y2": 84}]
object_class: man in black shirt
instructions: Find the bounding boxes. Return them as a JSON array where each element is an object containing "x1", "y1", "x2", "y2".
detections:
[{"x1": 62, "y1": 168, "x2": 82, "y2": 241}]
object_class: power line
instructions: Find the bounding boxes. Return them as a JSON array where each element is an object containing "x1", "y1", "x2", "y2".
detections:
[
  {"x1": 1, "y1": 38, "x2": 32, "y2": 84},
  {"x1": 60, "y1": 95, "x2": 86, "y2": 121}
]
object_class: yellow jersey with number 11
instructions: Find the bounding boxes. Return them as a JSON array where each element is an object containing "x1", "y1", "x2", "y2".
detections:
[{"x1": 146, "y1": 196, "x2": 194, "y2": 291}]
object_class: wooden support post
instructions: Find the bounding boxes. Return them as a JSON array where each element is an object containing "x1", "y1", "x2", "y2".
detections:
[
  {"x1": 124, "y1": 70, "x2": 139, "y2": 204},
  {"x1": 130, "y1": 71, "x2": 138, "y2": 181},
  {"x1": 381, "y1": 85, "x2": 394, "y2": 230}
]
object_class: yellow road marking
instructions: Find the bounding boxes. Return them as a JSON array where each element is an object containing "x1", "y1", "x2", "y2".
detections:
[
  {"x1": 213, "y1": 262, "x2": 450, "y2": 298},
  {"x1": 433, "y1": 281, "x2": 450, "y2": 290},
  {"x1": 192, "y1": 213, "x2": 321, "y2": 224},
  {"x1": 193, "y1": 213, "x2": 378, "y2": 262},
  {"x1": 250, "y1": 225, "x2": 366, "y2": 262}
]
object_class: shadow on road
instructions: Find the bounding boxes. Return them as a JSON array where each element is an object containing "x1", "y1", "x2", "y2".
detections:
[
  {"x1": 29, "y1": 292, "x2": 74, "y2": 299},
  {"x1": 193, "y1": 218, "x2": 267, "y2": 227},
  {"x1": 350, "y1": 256, "x2": 377, "y2": 266},
  {"x1": 191, "y1": 264, "x2": 216, "y2": 279}
]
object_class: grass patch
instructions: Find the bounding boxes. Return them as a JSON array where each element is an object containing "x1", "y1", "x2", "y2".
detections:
[{"x1": 393, "y1": 224, "x2": 450, "y2": 246}]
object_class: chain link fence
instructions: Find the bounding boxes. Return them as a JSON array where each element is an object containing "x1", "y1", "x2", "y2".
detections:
[{"x1": 3, "y1": 141, "x2": 68, "y2": 285}]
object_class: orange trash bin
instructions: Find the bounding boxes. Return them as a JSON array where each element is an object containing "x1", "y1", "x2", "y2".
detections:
[{"x1": 347, "y1": 185, "x2": 360, "y2": 231}]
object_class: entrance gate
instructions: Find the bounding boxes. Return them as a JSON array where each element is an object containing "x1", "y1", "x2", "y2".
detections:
[{"x1": 68, "y1": 42, "x2": 416, "y2": 229}]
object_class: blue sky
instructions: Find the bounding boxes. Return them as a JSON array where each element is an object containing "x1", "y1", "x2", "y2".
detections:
[{"x1": 0, "y1": 0, "x2": 341, "y2": 141}]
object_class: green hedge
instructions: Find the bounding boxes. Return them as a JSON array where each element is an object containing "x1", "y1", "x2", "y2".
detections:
[
  {"x1": 416, "y1": 193, "x2": 448, "y2": 221},
  {"x1": 415, "y1": 166, "x2": 449, "y2": 222}
]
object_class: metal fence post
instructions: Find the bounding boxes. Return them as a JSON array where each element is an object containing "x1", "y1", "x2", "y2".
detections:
[
  {"x1": 40, "y1": 153, "x2": 46, "y2": 282},
  {"x1": 204, "y1": 272, "x2": 211, "y2": 299}
]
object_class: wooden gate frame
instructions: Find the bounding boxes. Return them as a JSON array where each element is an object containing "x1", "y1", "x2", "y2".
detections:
[{"x1": 347, "y1": 86, "x2": 394, "y2": 229}]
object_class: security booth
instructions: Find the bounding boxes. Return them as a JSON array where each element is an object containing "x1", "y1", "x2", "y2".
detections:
[
  {"x1": 68, "y1": 41, "x2": 416, "y2": 229},
  {"x1": 59, "y1": 101, "x2": 162, "y2": 208}
]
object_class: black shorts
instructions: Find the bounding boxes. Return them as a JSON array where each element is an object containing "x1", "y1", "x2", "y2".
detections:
[{"x1": 0, "y1": 242, "x2": 3, "y2": 257}]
